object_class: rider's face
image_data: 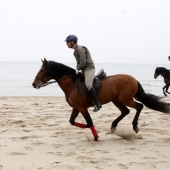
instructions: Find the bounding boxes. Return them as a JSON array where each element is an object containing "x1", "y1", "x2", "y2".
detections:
[{"x1": 66, "y1": 41, "x2": 72, "y2": 48}]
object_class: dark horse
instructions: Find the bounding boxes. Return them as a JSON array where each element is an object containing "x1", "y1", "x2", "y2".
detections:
[
  {"x1": 154, "y1": 67, "x2": 170, "y2": 97},
  {"x1": 32, "y1": 59, "x2": 170, "y2": 141}
]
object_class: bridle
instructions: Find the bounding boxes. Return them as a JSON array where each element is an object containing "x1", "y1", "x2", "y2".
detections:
[
  {"x1": 154, "y1": 68, "x2": 160, "y2": 79},
  {"x1": 35, "y1": 69, "x2": 57, "y2": 88},
  {"x1": 35, "y1": 64, "x2": 76, "y2": 88}
]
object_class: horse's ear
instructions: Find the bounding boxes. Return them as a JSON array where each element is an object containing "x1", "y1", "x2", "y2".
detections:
[
  {"x1": 44, "y1": 58, "x2": 48, "y2": 65},
  {"x1": 41, "y1": 58, "x2": 47, "y2": 65}
]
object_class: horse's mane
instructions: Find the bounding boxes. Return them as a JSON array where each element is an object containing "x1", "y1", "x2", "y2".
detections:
[
  {"x1": 157, "y1": 67, "x2": 170, "y2": 77},
  {"x1": 157, "y1": 67, "x2": 169, "y2": 73},
  {"x1": 47, "y1": 61, "x2": 76, "y2": 81}
]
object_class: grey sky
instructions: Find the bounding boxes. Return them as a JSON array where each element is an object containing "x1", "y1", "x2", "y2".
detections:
[{"x1": 0, "y1": 0, "x2": 170, "y2": 63}]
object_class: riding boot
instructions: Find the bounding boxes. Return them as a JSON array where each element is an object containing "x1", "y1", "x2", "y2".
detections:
[{"x1": 89, "y1": 87, "x2": 102, "y2": 112}]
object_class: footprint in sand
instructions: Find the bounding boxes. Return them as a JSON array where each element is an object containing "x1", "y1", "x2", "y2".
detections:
[{"x1": 9, "y1": 152, "x2": 26, "y2": 156}]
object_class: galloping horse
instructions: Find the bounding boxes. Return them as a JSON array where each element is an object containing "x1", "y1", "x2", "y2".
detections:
[
  {"x1": 32, "y1": 59, "x2": 170, "y2": 141},
  {"x1": 154, "y1": 67, "x2": 170, "y2": 97}
]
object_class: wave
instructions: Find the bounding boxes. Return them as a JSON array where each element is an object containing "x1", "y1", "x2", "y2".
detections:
[{"x1": 142, "y1": 83, "x2": 164, "y2": 86}]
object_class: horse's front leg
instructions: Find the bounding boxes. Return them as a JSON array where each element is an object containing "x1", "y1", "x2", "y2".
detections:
[
  {"x1": 69, "y1": 108, "x2": 87, "y2": 128},
  {"x1": 69, "y1": 108, "x2": 99, "y2": 141},
  {"x1": 81, "y1": 109, "x2": 99, "y2": 141},
  {"x1": 69, "y1": 108, "x2": 82, "y2": 126}
]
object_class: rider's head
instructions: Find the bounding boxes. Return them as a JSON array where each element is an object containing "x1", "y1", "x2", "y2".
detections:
[
  {"x1": 65, "y1": 35, "x2": 78, "y2": 48},
  {"x1": 168, "y1": 56, "x2": 170, "y2": 61}
]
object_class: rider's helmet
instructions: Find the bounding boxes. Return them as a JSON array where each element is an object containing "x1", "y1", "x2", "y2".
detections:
[{"x1": 65, "y1": 35, "x2": 78, "y2": 43}]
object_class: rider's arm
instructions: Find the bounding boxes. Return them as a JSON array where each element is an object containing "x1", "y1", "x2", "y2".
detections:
[{"x1": 76, "y1": 47, "x2": 86, "y2": 71}]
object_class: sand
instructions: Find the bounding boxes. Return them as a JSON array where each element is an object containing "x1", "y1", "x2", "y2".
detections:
[{"x1": 0, "y1": 96, "x2": 170, "y2": 170}]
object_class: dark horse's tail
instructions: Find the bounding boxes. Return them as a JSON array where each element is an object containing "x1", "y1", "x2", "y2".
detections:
[{"x1": 135, "y1": 81, "x2": 170, "y2": 114}]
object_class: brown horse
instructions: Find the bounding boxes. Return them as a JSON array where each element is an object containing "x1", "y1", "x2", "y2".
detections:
[{"x1": 32, "y1": 59, "x2": 170, "y2": 141}]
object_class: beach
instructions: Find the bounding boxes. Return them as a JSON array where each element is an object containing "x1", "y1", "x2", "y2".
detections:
[{"x1": 0, "y1": 96, "x2": 170, "y2": 170}]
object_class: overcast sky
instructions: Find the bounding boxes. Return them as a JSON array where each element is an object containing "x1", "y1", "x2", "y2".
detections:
[{"x1": 0, "y1": 0, "x2": 170, "y2": 64}]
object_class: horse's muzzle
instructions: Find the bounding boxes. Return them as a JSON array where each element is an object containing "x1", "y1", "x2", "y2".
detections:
[
  {"x1": 154, "y1": 74, "x2": 158, "y2": 79},
  {"x1": 32, "y1": 83, "x2": 37, "y2": 88},
  {"x1": 32, "y1": 82, "x2": 44, "y2": 89}
]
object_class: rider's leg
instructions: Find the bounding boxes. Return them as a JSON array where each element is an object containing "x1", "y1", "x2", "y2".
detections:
[
  {"x1": 89, "y1": 87, "x2": 102, "y2": 112},
  {"x1": 84, "y1": 69, "x2": 102, "y2": 112}
]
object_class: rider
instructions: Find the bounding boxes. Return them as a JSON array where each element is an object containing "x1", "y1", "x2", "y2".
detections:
[{"x1": 65, "y1": 34, "x2": 102, "y2": 112}]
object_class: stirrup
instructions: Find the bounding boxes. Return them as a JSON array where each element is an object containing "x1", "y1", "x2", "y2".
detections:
[{"x1": 93, "y1": 105, "x2": 102, "y2": 112}]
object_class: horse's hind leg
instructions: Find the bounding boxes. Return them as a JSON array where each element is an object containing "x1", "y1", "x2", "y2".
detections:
[
  {"x1": 163, "y1": 86, "x2": 167, "y2": 96},
  {"x1": 111, "y1": 99, "x2": 130, "y2": 132},
  {"x1": 132, "y1": 102, "x2": 143, "y2": 133},
  {"x1": 114, "y1": 93, "x2": 144, "y2": 133},
  {"x1": 125, "y1": 99, "x2": 143, "y2": 133},
  {"x1": 165, "y1": 85, "x2": 170, "y2": 95}
]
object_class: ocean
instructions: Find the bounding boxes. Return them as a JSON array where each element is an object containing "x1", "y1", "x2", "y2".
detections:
[{"x1": 0, "y1": 61, "x2": 169, "y2": 96}]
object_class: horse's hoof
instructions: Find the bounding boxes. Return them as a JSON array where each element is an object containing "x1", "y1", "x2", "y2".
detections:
[
  {"x1": 111, "y1": 127, "x2": 116, "y2": 133},
  {"x1": 94, "y1": 137, "x2": 99, "y2": 141},
  {"x1": 134, "y1": 127, "x2": 139, "y2": 133}
]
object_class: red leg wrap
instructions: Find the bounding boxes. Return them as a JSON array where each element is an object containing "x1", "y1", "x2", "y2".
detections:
[
  {"x1": 90, "y1": 126, "x2": 98, "y2": 139},
  {"x1": 74, "y1": 122, "x2": 86, "y2": 129}
]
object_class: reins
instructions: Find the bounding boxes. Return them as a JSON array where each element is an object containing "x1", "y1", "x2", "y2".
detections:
[
  {"x1": 41, "y1": 74, "x2": 76, "y2": 88},
  {"x1": 41, "y1": 80, "x2": 57, "y2": 87},
  {"x1": 36, "y1": 61, "x2": 77, "y2": 88}
]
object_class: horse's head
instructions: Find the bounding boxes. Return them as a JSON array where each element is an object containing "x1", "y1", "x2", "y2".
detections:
[
  {"x1": 32, "y1": 58, "x2": 53, "y2": 89},
  {"x1": 154, "y1": 67, "x2": 160, "y2": 79},
  {"x1": 32, "y1": 58, "x2": 76, "y2": 89},
  {"x1": 154, "y1": 67, "x2": 170, "y2": 79}
]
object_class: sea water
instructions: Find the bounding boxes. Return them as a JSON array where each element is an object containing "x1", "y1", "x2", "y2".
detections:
[{"x1": 0, "y1": 61, "x2": 169, "y2": 96}]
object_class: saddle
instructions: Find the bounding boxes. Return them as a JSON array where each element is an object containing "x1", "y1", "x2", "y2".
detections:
[{"x1": 77, "y1": 69, "x2": 107, "y2": 94}]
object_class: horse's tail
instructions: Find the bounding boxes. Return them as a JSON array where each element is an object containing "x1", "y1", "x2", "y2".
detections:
[{"x1": 135, "y1": 81, "x2": 170, "y2": 114}]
